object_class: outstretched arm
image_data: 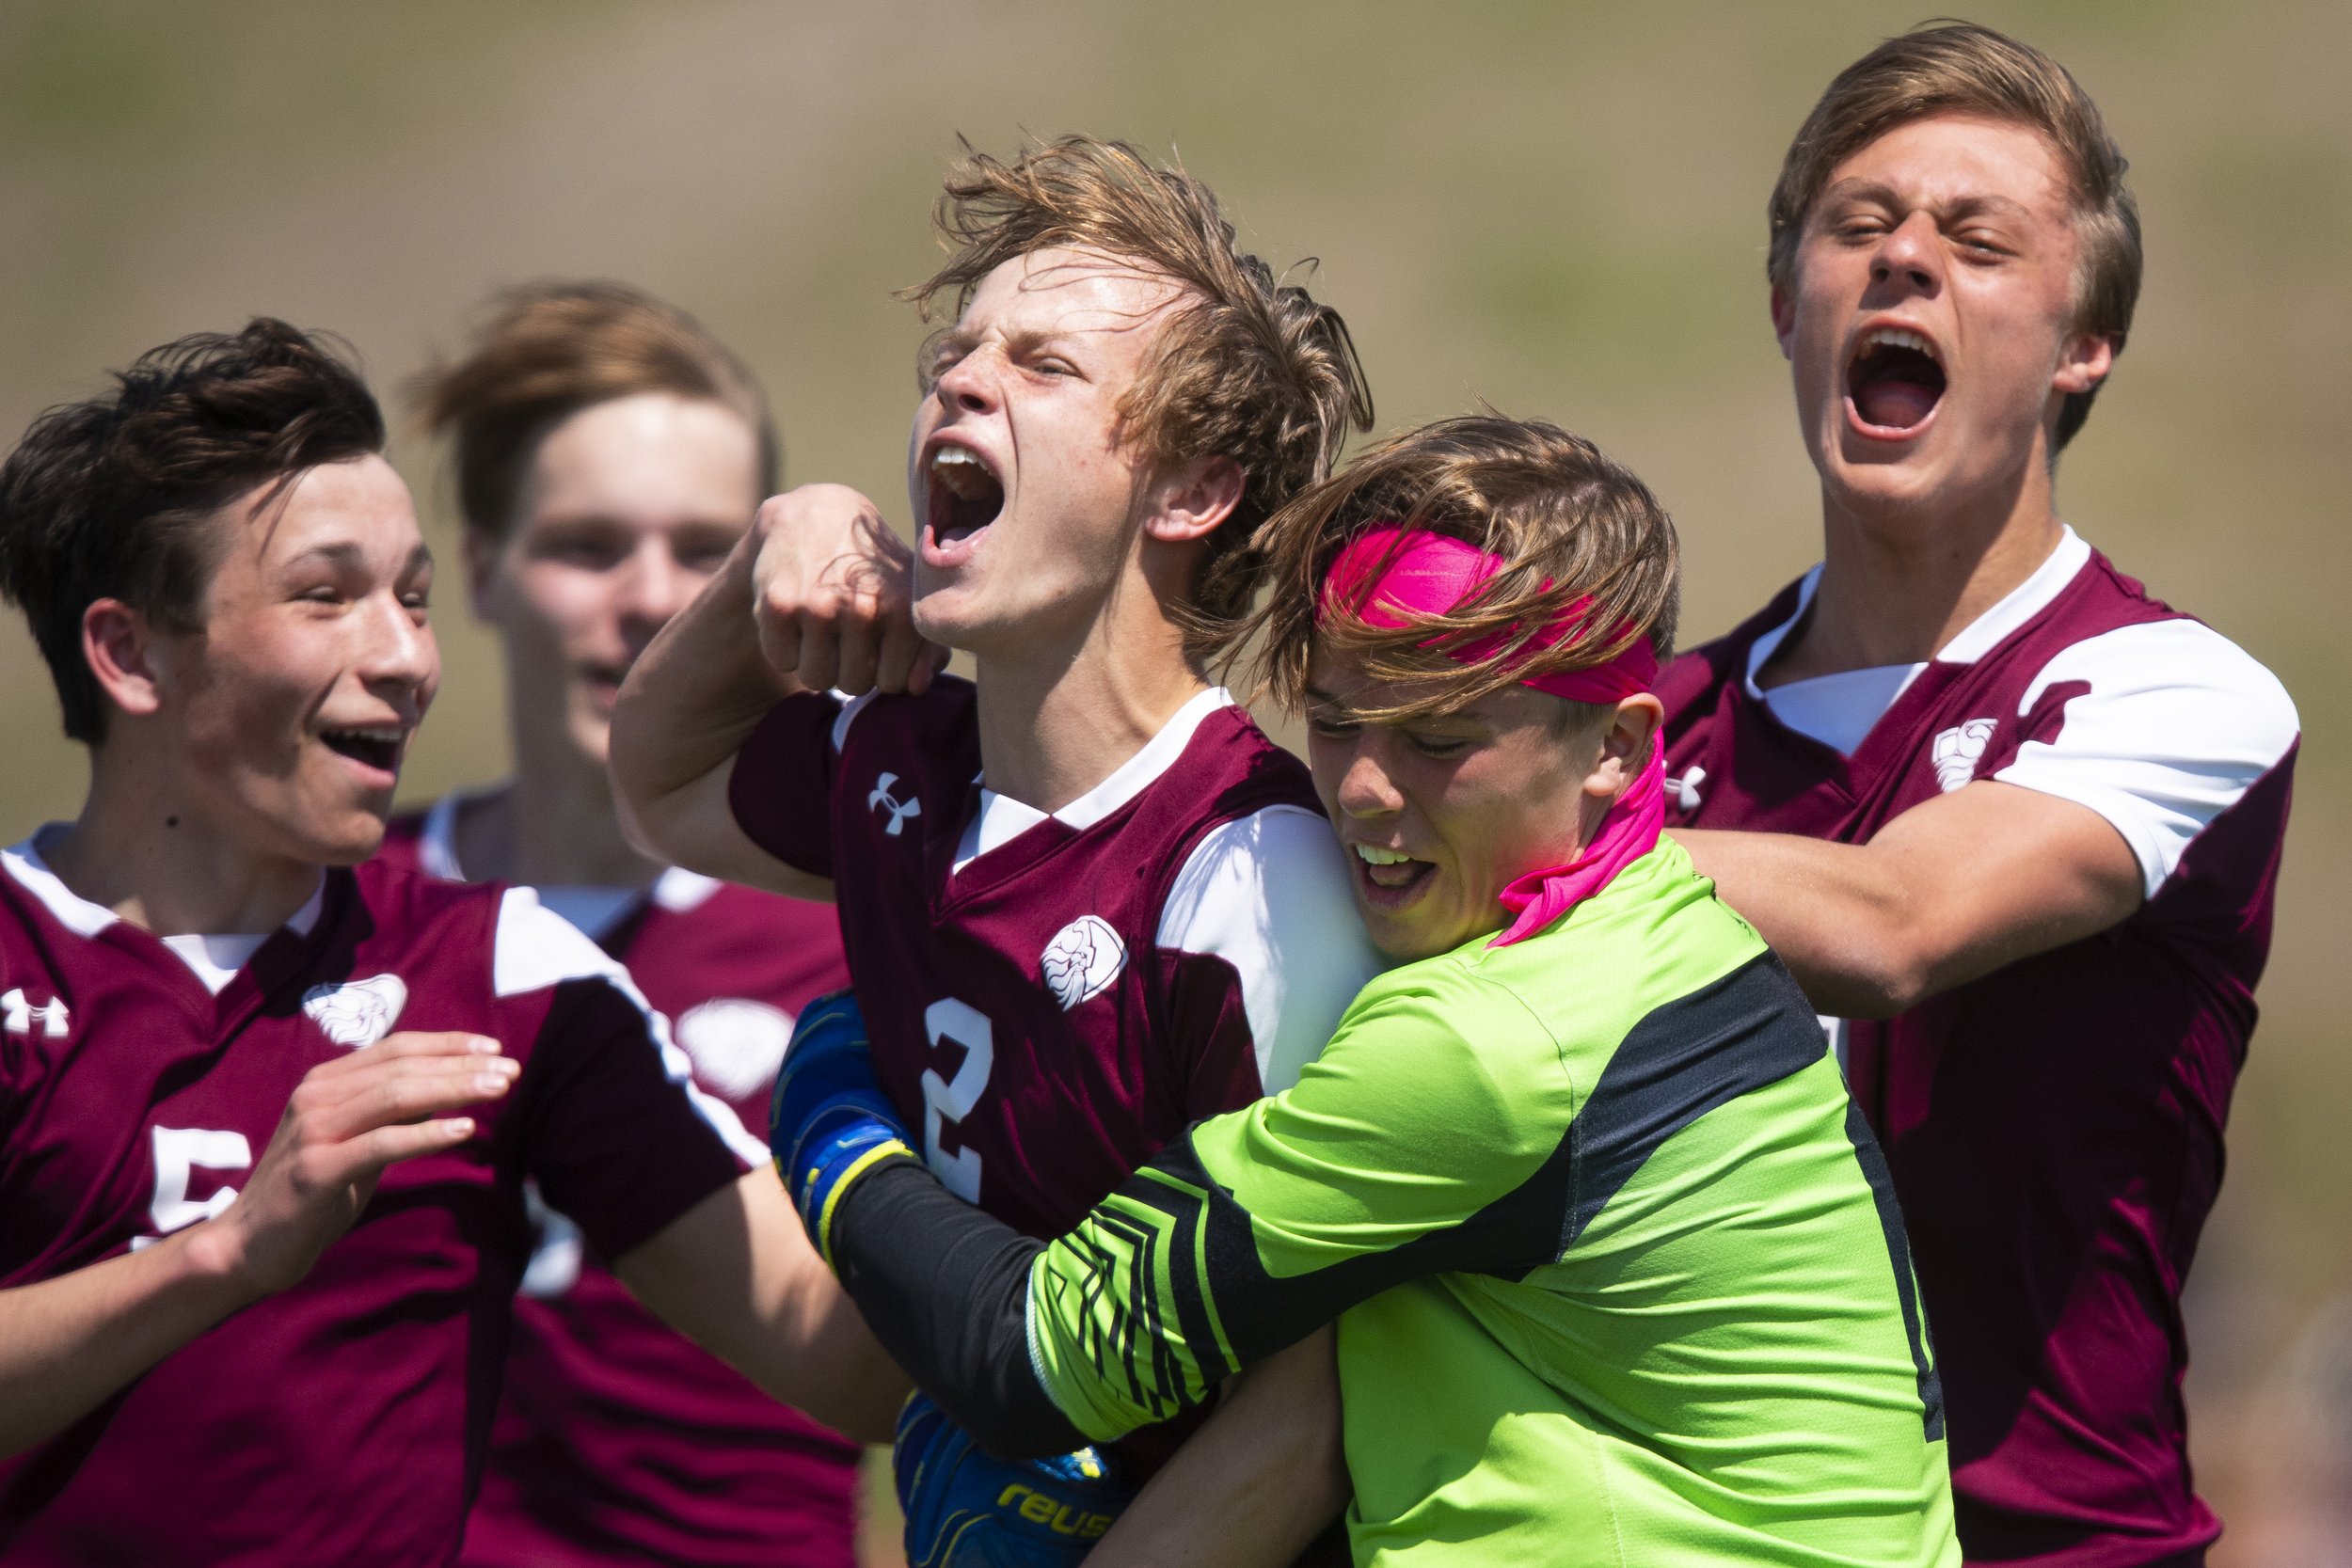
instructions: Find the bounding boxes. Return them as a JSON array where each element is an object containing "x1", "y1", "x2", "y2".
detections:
[
  {"x1": 615, "y1": 1164, "x2": 910, "y2": 1444},
  {"x1": 1673, "y1": 780, "x2": 2141, "y2": 1018},
  {"x1": 609, "y1": 483, "x2": 946, "y2": 899},
  {"x1": 0, "y1": 1030, "x2": 511, "y2": 1457}
]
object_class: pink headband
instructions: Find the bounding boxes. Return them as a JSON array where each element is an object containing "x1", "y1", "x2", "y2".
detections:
[
  {"x1": 1318, "y1": 527, "x2": 1658, "y2": 702},
  {"x1": 1317, "y1": 524, "x2": 1665, "y2": 947}
]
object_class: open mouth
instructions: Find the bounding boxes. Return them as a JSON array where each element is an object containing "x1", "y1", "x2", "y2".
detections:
[
  {"x1": 320, "y1": 725, "x2": 406, "y2": 776},
  {"x1": 1846, "y1": 326, "x2": 1946, "y2": 436},
  {"x1": 925, "y1": 443, "x2": 1004, "y2": 555},
  {"x1": 1351, "y1": 843, "x2": 1435, "y2": 906},
  {"x1": 580, "y1": 662, "x2": 629, "y2": 709}
]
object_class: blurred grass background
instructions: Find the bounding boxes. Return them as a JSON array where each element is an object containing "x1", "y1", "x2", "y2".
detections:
[{"x1": 0, "y1": 2, "x2": 2344, "y2": 1559}]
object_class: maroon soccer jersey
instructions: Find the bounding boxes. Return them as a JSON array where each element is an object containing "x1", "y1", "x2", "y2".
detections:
[
  {"x1": 0, "y1": 831, "x2": 745, "y2": 1568},
  {"x1": 1660, "y1": 534, "x2": 2299, "y2": 1567},
  {"x1": 380, "y1": 798, "x2": 862, "y2": 1568},
  {"x1": 728, "y1": 680, "x2": 1379, "y2": 1468}
]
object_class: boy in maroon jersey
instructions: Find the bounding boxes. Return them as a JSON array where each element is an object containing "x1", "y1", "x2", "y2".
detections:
[
  {"x1": 382, "y1": 283, "x2": 863, "y2": 1567},
  {"x1": 0, "y1": 320, "x2": 901, "y2": 1567},
  {"x1": 1658, "y1": 24, "x2": 2298, "y2": 1566},
  {"x1": 613, "y1": 136, "x2": 1383, "y2": 1543}
]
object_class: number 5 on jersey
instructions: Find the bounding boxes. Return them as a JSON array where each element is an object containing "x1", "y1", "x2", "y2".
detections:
[{"x1": 921, "y1": 999, "x2": 993, "y2": 1203}]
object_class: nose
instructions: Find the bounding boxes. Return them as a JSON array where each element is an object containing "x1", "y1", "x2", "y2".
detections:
[
  {"x1": 356, "y1": 591, "x2": 438, "y2": 710},
  {"x1": 1331, "y1": 736, "x2": 1407, "y2": 823},
  {"x1": 932, "y1": 346, "x2": 1000, "y2": 419},
  {"x1": 1869, "y1": 210, "x2": 1944, "y2": 295},
  {"x1": 615, "y1": 534, "x2": 692, "y2": 651}
]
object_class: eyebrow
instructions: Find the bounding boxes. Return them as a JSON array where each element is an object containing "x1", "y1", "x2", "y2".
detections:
[
  {"x1": 1815, "y1": 178, "x2": 2036, "y2": 222},
  {"x1": 280, "y1": 541, "x2": 433, "y2": 574}
]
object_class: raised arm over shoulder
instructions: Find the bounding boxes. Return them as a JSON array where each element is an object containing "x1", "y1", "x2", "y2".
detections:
[
  {"x1": 611, "y1": 485, "x2": 947, "y2": 899},
  {"x1": 1675, "y1": 780, "x2": 2142, "y2": 1018}
]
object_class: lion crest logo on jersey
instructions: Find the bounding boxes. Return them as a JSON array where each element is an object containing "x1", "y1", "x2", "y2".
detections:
[
  {"x1": 868, "y1": 772, "x2": 922, "y2": 836},
  {"x1": 302, "y1": 974, "x2": 408, "y2": 1049},
  {"x1": 1041, "y1": 916, "x2": 1126, "y2": 1011},
  {"x1": 1931, "y1": 719, "x2": 1999, "y2": 794},
  {"x1": 674, "y1": 997, "x2": 795, "y2": 1101}
]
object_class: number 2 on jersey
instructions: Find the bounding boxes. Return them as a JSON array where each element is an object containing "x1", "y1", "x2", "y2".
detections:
[{"x1": 920, "y1": 999, "x2": 993, "y2": 1203}]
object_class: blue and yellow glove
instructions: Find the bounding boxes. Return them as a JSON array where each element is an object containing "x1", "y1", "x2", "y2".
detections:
[
  {"x1": 896, "y1": 1392, "x2": 1137, "y2": 1567},
  {"x1": 769, "y1": 990, "x2": 917, "y2": 1263}
]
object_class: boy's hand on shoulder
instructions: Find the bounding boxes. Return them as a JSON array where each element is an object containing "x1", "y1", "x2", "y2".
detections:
[{"x1": 750, "y1": 483, "x2": 947, "y2": 698}]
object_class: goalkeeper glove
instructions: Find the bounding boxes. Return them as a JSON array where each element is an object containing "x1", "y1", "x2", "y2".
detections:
[
  {"x1": 896, "y1": 1392, "x2": 1137, "y2": 1568},
  {"x1": 768, "y1": 989, "x2": 916, "y2": 1262}
]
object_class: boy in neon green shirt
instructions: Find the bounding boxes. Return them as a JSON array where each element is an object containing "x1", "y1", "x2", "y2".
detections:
[{"x1": 774, "y1": 415, "x2": 1961, "y2": 1565}]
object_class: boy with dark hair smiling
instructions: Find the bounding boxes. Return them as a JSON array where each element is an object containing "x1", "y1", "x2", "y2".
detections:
[{"x1": 0, "y1": 320, "x2": 899, "y2": 1566}]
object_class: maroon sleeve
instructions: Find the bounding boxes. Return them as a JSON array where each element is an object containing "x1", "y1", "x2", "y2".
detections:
[
  {"x1": 726, "y1": 692, "x2": 844, "y2": 878},
  {"x1": 509, "y1": 980, "x2": 746, "y2": 1261}
]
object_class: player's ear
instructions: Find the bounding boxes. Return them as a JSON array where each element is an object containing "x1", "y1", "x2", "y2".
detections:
[
  {"x1": 82, "y1": 597, "x2": 167, "y2": 721},
  {"x1": 1583, "y1": 694, "x2": 1662, "y2": 802},
  {"x1": 1141, "y1": 456, "x2": 1244, "y2": 546},
  {"x1": 1770, "y1": 283, "x2": 1797, "y2": 362},
  {"x1": 2052, "y1": 330, "x2": 2115, "y2": 396}
]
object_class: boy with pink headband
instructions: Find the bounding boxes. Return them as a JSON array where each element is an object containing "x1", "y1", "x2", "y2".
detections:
[{"x1": 771, "y1": 417, "x2": 1963, "y2": 1566}]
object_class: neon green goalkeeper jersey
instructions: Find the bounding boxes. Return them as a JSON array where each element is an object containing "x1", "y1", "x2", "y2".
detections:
[{"x1": 1025, "y1": 840, "x2": 1959, "y2": 1565}]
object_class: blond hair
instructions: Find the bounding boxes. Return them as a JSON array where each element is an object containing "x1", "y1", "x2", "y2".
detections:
[
  {"x1": 1768, "y1": 22, "x2": 2140, "y2": 449},
  {"x1": 411, "y1": 280, "x2": 775, "y2": 535},
  {"x1": 902, "y1": 136, "x2": 1374, "y2": 626},
  {"x1": 1212, "y1": 414, "x2": 1679, "y2": 723}
]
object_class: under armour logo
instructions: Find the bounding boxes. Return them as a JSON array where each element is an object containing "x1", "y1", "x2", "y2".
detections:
[
  {"x1": 868, "y1": 772, "x2": 922, "y2": 836},
  {"x1": 3, "y1": 987, "x2": 69, "y2": 1037},
  {"x1": 1931, "y1": 720, "x2": 1997, "y2": 794},
  {"x1": 1670, "y1": 765, "x2": 1707, "y2": 814}
]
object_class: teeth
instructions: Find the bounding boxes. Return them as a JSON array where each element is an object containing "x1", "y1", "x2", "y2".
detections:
[
  {"x1": 1353, "y1": 845, "x2": 1414, "y2": 865},
  {"x1": 932, "y1": 447, "x2": 981, "y2": 470},
  {"x1": 1864, "y1": 327, "x2": 1937, "y2": 360},
  {"x1": 325, "y1": 727, "x2": 404, "y2": 744}
]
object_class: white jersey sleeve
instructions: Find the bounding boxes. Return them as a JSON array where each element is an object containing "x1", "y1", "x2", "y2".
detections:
[
  {"x1": 491, "y1": 887, "x2": 770, "y2": 1165},
  {"x1": 1993, "y1": 619, "x2": 2300, "y2": 899},
  {"x1": 1156, "y1": 805, "x2": 1386, "y2": 1095}
]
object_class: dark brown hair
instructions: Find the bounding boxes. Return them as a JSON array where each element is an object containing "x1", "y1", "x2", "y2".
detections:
[
  {"x1": 0, "y1": 318, "x2": 385, "y2": 742},
  {"x1": 1768, "y1": 21, "x2": 2140, "y2": 450},
  {"x1": 1213, "y1": 414, "x2": 1679, "y2": 723},
  {"x1": 903, "y1": 135, "x2": 1374, "y2": 626},
  {"x1": 410, "y1": 280, "x2": 776, "y2": 536}
]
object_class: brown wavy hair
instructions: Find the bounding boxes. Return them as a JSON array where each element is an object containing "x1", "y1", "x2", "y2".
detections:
[
  {"x1": 0, "y1": 319, "x2": 384, "y2": 742},
  {"x1": 1768, "y1": 22, "x2": 2140, "y2": 450},
  {"x1": 410, "y1": 280, "x2": 775, "y2": 537},
  {"x1": 1211, "y1": 414, "x2": 1679, "y2": 724},
  {"x1": 901, "y1": 135, "x2": 1374, "y2": 628}
]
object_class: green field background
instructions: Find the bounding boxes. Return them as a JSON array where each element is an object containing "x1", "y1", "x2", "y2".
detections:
[{"x1": 1, "y1": 3, "x2": 2344, "y2": 1558}]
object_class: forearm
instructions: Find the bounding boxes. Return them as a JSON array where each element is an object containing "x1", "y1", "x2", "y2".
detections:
[
  {"x1": 617, "y1": 1169, "x2": 908, "y2": 1443},
  {"x1": 1673, "y1": 788, "x2": 2142, "y2": 1018},
  {"x1": 0, "y1": 1225, "x2": 255, "y2": 1456},
  {"x1": 1672, "y1": 829, "x2": 1931, "y2": 1016},
  {"x1": 1088, "y1": 1329, "x2": 1350, "y2": 1568},
  {"x1": 827, "y1": 1160, "x2": 1085, "y2": 1457}
]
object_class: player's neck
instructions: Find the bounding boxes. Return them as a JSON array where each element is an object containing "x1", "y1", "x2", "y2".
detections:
[
  {"x1": 970, "y1": 586, "x2": 1210, "y2": 816},
  {"x1": 1771, "y1": 455, "x2": 2064, "y2": 686},
  {"x1": 43, "y1": 745, "x2": 323, "y2": 938},
  {"x1": 458, "y1": 736, "x2": 662, "y2": 892}
]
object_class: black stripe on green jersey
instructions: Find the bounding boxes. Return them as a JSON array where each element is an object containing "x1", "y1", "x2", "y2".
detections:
[
  {"x1": 1114, "y1": 952, "x2": 1836, "y2": 1396},
  {"x1": 1843, "y1": 1097, "x2": 1947, "y2": 1439}
]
